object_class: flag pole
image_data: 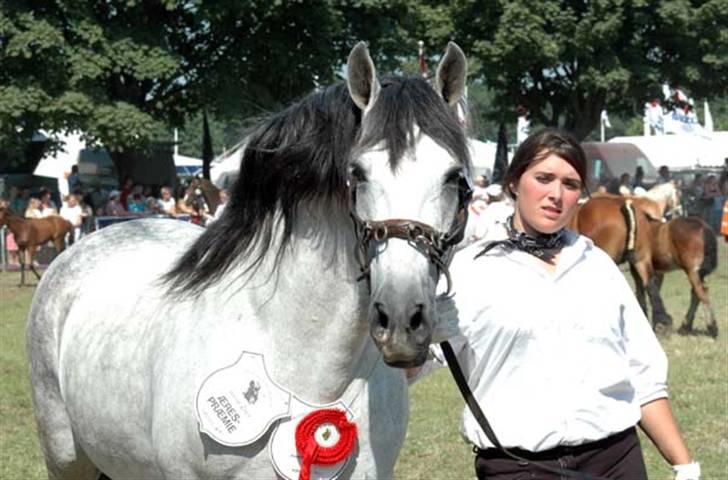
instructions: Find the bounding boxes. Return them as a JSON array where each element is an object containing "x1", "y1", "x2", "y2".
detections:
[{"x1": 418, "y1": 40, "x2": 428, "y2": 78}]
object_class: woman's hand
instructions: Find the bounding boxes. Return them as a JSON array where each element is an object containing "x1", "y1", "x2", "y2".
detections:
[{"x1": 673, "y1": 462, "x2": 700, "y2": 480}]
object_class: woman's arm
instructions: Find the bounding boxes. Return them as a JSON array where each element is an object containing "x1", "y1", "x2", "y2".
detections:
[{"x1": 639, "y1": 397, "x2": 692, "y2": 466}]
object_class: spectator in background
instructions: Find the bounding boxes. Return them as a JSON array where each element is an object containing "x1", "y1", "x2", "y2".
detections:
[
  {"x1": 618, "y1": 173, "x2": 632, "y2": 196},
  {"x1": 0, "y1": 198, "x2": 20, "y2": 268},
  {"x1": 469, "y1": 175, "x2": 490, "y2": 218},
  {"x1": 204, "y1": 188, "x2": 229, "y2": 225},
  {"x1": 702, "y1": 174, "x2": 721, "y2": 231},
  {"x1": 632, "y1": 166, "x2": 645, "y2": 191},
  {"x1": 79, "y1": 195, "x2": 94, "y2": 235},
  {"x1": 157, "y1": 186, "x2": 177, "y2": 216},
  {"x1": 104, "y1": 190, "x2": 128, "y2": 216},
  {"x1": 127, "y1": 191, "x2": 147, "y2": 214},
  {"x1": 25, "y1": 197, "x2": 43, "y2": 219},
  {"x1": 86, "y1": 185, "x2": 106, "y2": 215},
  {"x1": 657, "y1": 165, "x2": 671, "y2": 184},
  {"x1": 39, "y1": 189, "x2": 58, "y2": 217},
  {"x1": 67, "y1": 164, "x2": 81, "y2": 193},
  {"x1": 119, "y1": 176, "x2": 134, "y2": 209},
  {"x1": 145, "y1": 196, "x2": 161, "y2": 214},
  {"x1": 7, "y1": 186, "x2": 26, "y2": 214},
  {"x1": 60, "y1": 194, "x2": 84, "y2": 244}
]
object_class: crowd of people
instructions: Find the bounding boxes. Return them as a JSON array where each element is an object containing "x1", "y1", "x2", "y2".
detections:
[{"x1": 1, "y1": 174, "x2": 229, "y2": 268}]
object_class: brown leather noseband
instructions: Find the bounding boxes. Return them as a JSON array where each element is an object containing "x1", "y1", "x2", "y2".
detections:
[{"x1": 349, "y1": 177, "x2": 472, "y2": 295}]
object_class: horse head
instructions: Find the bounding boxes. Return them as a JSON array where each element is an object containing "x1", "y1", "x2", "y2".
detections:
[
  {"x1": 346, "y1": 42, "x2": 471, "y2": 367},
  {"x1": 183, "y1": 176, "x2": 220, "y2": 215},
  {"x1": 665, "y1": 180, "x2": 683, "y2": 217}
]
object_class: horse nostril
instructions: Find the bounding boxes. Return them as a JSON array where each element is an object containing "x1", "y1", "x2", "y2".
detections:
[
  {"x1": 409, "y1": 304, "x2": 424, "y2": 331},
  {"x1": 375, "y1": 302, "x2": 389, "y2": 330}
]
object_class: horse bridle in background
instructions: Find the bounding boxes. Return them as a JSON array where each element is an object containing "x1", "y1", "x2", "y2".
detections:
[{"x1": 348, "y1": 171, "x2": 472, "y2": 295}]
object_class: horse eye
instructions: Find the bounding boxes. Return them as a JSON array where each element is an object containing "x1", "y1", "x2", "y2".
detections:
[{"x1": 349, "y1": 164, "x2": 367, "y2": 184}]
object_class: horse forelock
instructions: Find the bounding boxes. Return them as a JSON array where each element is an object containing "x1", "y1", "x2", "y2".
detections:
[
  {"x1": 359, "y1": 76, "x2": 470, "y2": 172},
  {"x1": 165, "y1": 76, "x2": 469, "y2": 295}
]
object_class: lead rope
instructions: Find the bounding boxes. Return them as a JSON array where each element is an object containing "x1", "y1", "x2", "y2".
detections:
[{"x1": 439, "y1": 341, "x2": 607, "y2": 480}]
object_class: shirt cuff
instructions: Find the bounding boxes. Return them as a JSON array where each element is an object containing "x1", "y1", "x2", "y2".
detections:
[{"x1": 638, "y1": 389, "x2": 668, "y2": 406}]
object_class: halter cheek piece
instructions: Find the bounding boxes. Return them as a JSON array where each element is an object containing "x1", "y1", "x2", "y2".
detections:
[{"x1": 349, "y1": 173, "x2": 472, "y2": 295}]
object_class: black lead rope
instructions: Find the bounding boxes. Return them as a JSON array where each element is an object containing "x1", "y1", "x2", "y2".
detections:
[{"x1": 439, "y1": 341, "x2": 607, "y2": 480}]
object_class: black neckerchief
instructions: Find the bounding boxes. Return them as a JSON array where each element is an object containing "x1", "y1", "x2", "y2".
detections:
[{"x1": 475, "y1": 215, "x2": 566, "y2": 261}]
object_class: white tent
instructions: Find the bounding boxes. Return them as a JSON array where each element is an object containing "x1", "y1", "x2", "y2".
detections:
[
  {"x1": 173, "y1": 153, "x2": 203, "y2": 177},
  {"x1": 33, "y1": 132, "x2": 89, "y2": 195},
  {"x1": 468, "y1": 138, "x2": 498, "y2": 178},
  {"x1": 608, "y1": 134, "x2": 727, "y2": 170}
]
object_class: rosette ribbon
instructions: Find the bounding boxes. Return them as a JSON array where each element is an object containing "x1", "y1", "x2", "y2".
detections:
[{"x1": 294, "y1": 409, "x2": 357, "y2": 480}]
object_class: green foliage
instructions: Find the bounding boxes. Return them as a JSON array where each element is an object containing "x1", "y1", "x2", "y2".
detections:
[
  {"x1": 0, "y1": 1, "x2": 358, "y2": 171},
  {"x1": 434, "y1": 0, "x2": 728, "y2": 140},
  {"x1": 2, "y1": 0, "x2": 726, "y2": 166}
]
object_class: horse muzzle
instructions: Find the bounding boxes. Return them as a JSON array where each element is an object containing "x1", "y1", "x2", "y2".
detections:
[{"x1": 368, "y1": 294, "x2": 433, "y2": 368}]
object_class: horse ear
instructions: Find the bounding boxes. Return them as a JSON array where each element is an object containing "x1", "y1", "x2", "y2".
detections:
[
  {"x1": 435, "y1": 42, "x2": 468, "y2": 107},
  {"x1": 347, "y1": 42, "x2": 381, "y2": 112}
]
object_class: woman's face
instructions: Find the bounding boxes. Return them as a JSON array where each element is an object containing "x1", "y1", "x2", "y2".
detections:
[{"x1": 511, "y1": 152, "x2": 582, "y2": 236}]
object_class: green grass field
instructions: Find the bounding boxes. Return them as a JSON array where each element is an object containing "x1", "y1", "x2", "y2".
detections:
[{"x1": 1, "y1": 240, "x2": 726, "y2": 479}]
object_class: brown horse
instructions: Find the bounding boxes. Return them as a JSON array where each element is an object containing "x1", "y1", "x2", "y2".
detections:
[
  {"x1": 570, "y1": 196, "x2": 674, "y2": 331},
  {"x1": 179, "y1": 177, "x2": 221, "y2": 223},
  {"x1": 0, "y1": 207, "x2": 72, "y2": 285},
  {"x1": 649, "y1": 216, "x2": 718, "y2": 337}
]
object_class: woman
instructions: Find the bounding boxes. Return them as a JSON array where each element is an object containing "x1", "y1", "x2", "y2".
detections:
[
  {"x1": 426, "y1": 129, "x2": 698, "y2": 480},
  {"x1": 24, "y1": 197, "x2": 43, "y2": 219}
]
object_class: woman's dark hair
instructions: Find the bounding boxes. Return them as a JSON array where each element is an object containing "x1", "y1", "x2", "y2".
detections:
[{"x1": 503, "y1": 127, "x2": 587, "y2": 199}]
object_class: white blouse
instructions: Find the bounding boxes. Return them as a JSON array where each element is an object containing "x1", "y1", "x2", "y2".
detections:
[{"x1": 431, "y1": 227, "x2": 668, "y2": 452}]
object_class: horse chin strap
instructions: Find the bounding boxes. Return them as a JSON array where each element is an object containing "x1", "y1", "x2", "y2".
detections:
[{"x1": 349, "y1": 179, "x2": 472, "y2": 296}]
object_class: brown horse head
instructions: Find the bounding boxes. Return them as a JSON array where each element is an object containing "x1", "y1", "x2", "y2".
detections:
[
  {"x1": 0, "y1": 205, "x2": 12, "y2": 226},
  {"x1": 183, "y1": 177, "x2": 221, "y2": 215}
]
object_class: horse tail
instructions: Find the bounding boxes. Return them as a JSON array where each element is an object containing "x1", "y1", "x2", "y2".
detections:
[
  {"x1": 620, "y1": 200, "x2": 637, "y2": 265},
  {"x1": 700, "y1": 224, "x2": 718, "y2": 280}
]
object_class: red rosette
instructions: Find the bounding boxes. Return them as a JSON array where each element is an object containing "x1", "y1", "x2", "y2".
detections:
[{"x1": 294, "y1": 408, "x2": 357, "y2": 480}]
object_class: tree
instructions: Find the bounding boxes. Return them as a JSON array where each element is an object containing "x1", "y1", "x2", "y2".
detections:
[
  {"x1": 441, "y1": 0, "x2": 727, "y2": 140},
  {"x1": 0, "y1": 1, "x2": 345, "y2": 179}
]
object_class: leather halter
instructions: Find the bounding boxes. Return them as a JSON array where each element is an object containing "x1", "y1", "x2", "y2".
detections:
[{"x1": 349, "y1": 174, "x2": 472, "y2": 295}]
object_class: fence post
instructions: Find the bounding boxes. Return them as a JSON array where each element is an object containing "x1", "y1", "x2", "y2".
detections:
[{"x1": 1, "y1": 226, "x2": 6, "y2": 272}]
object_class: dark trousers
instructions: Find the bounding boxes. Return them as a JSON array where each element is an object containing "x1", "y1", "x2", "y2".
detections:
[{"x1": 474, "y1": 428, "x2": 647, "y2": 480}]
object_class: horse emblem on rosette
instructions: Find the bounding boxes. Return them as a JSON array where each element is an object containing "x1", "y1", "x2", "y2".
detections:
[{"x1": 27, "y1": 41, "x2": 471, "y2": 480}]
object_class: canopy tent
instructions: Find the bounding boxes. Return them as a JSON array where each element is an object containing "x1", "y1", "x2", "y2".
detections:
[
  {"x1": 33, "y1": 132, "x2": 119, "y2": 194},
  {"x1": 173, "y1": 153, "x2": 203, "y2": 178},
  {"x1": 468, "y1": 138, "x2": 499, "y2": 179},
  {"x1": 608, "y1": 134, "x2": 727, "y2": 170},
  {"x1": 33, "y1": 132, "x2": 85, "y2": 194}
]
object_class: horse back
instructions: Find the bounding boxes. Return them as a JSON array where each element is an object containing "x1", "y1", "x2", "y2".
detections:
[
  {"x1": 577, "y1": 196, "x2": 655, "y2": 265},
  {"x1": 576, "y1": 197, "x2": 630, "y2": 262}
]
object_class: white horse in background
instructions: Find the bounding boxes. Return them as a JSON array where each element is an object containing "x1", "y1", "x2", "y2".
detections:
[
  {"x1": 633, "y1": 181, "x2": 682, "y2": 219},
  {"x1": 27, "y1": 42, "x2": 472, "y2": 479}
]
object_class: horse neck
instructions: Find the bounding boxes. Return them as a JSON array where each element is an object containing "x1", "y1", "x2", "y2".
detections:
[
  {"x1": 2, "y1": 212, "x2": 25, "y2": 234},
  {"x1": 237, "y1": 206, "x2": 374, "y2": 402}
]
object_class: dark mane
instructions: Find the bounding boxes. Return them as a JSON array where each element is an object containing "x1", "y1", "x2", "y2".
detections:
[{"x1": 164, "y1": 76, "x2": 470, "y2": 295}]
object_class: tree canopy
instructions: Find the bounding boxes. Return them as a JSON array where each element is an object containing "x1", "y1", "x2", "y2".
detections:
[
  {"x1": 0, "y1": 1, "x2": 354, "y2": 173},
  {"x1": 2, "y1": 0, "x2": 725, "y2": 173},
  {"x1": 442, "y1": 0, "x2": 728, "y2": 139}
]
